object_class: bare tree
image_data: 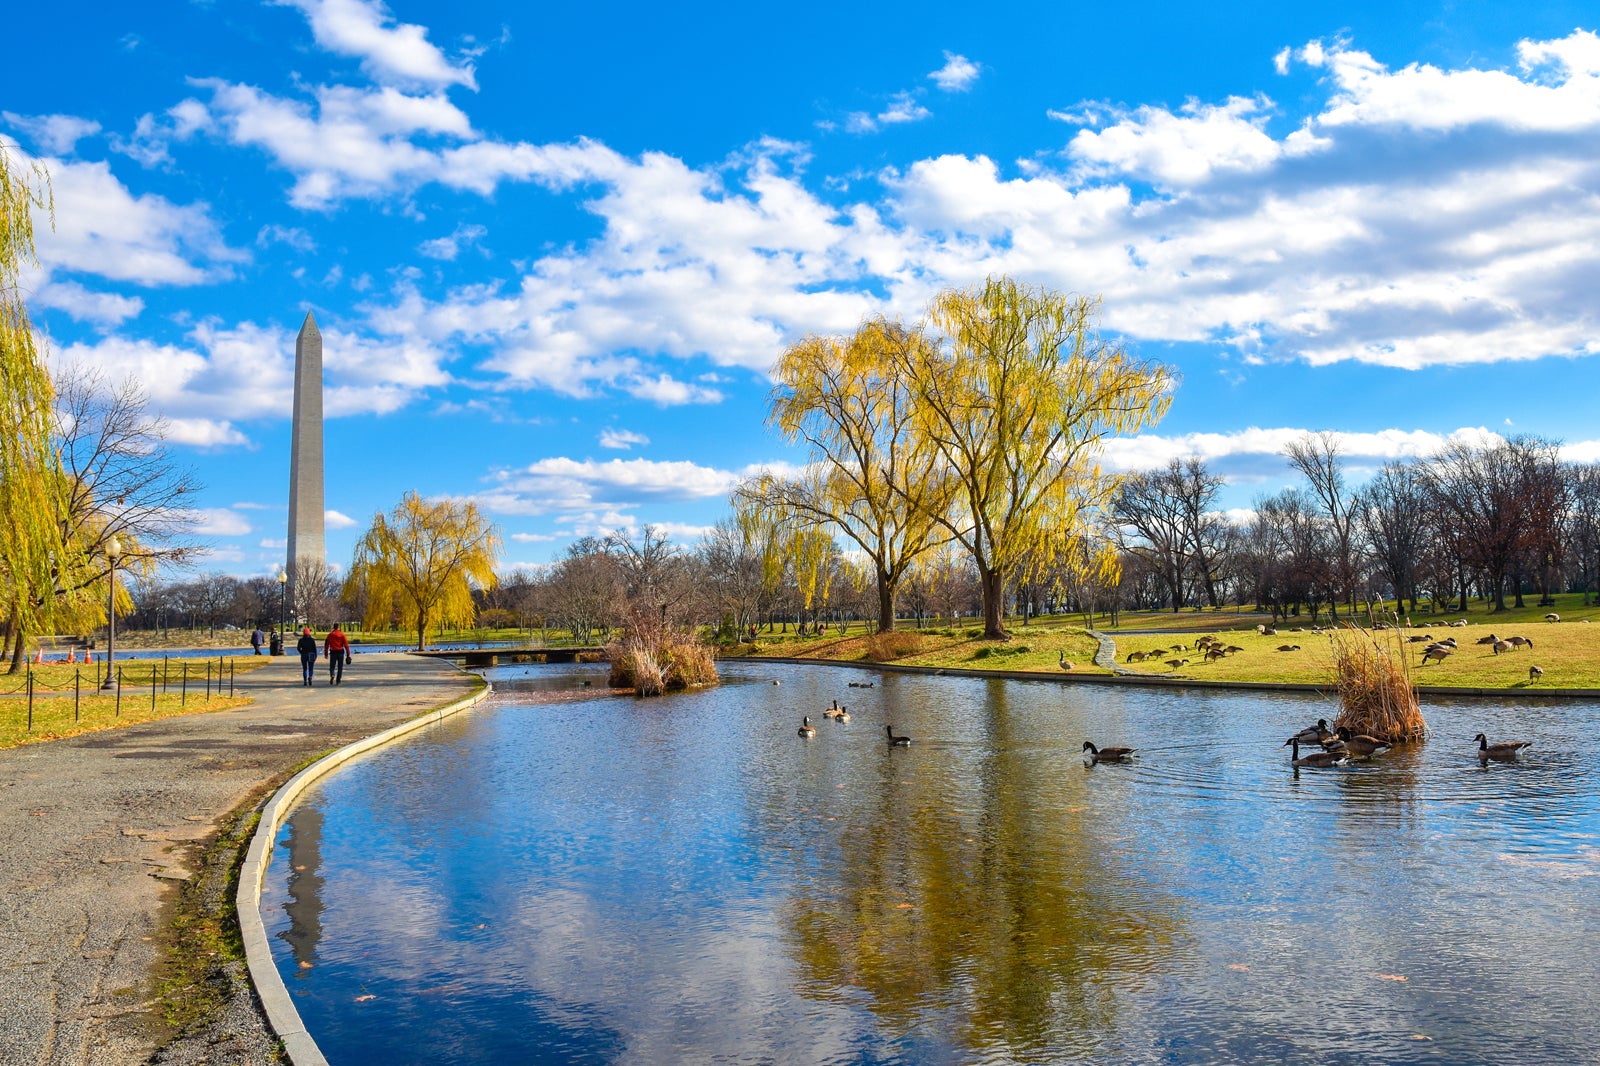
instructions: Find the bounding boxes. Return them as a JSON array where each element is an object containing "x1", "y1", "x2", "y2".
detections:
[
  {"x1": 1357, "y1": 462, "x2": 1430, "y2": 615},
  {"x1": 1114, "y1": 463, "x2": 1190, "y2": 609},
  {"x1": 7, "y1": 367, "x2": 203, "y2": 671},
  {"x1": 1285, "y1": 432, "x2": 1357, "y2": 617}
]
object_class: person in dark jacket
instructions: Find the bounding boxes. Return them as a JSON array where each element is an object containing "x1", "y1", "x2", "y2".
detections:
[
  {"x1": 296, "y1": 627, "x2": 319, "y2": 686},
  {"x1": 323, "y1": 624, "x2": 351, "y2": 685}
]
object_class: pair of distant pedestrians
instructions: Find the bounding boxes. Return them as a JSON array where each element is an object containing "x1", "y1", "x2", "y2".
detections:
[{"x1": 295, "y1": 625, "x2": 353, "y2": 686}]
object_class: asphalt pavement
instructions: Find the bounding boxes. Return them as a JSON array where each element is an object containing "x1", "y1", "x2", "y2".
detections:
[{"x1": 0, "y1": 651, "x2": 481, "y2": 1065}]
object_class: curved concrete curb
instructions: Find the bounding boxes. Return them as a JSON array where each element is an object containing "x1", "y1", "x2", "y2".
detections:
[{"x1": 236, "y1": 673, "x2": 493, "y2": 1066}]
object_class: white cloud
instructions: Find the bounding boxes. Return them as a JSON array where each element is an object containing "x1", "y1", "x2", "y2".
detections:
[
  {"x1": 258, "y1": 224, "x2": 317, "y2": 252},
  {"x1": 2, "y1": 112, "x2": 101, "y2": 154},
  {"x1": 274, "y1": 0, "x2": 477, "y2": 89},
  {"x1": 25, "y1": 154, "x2": 243, "y2": 286},
  {"x1": 845, "y1": 93, "x2": 932, "y2": 134},
  {"x1": 417, "y1": 223, "x2": 487, "y2": 260},
  {"x1": 31, "y1": 280, "x2": 144, "y2": 327},
  {"x1": 325, "y1": 509, "x2": 359, "y2": 529},
  {"x1": 598, "y1": 428, "x2": 649, "y2": 450},
  {"x1": 1101, "y1": 426, "x2": 1494, "y2": 472},
  {"x1": 929, "y1": 52, "x2": 980, "y2": 92},
  {"x1": 188, "y1": 507, "x2": 254, "y2": 536},
  {"x1": 1066, "y1": 95, "x2": 1283, "y2": 186},
  {"x1": 624, "y1": 374, "x2": 724, "y2": 406},
  {"x1": 509, "y1": 531, "x2": 556, "y2": 543}
]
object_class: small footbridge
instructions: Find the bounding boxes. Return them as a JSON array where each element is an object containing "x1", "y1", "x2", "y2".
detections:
[{"x1": 412, "y1": 645, "x2": 606, "y2": 667}]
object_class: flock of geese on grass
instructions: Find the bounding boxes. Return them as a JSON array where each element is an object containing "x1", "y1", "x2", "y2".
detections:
[{"x1": 794, "y1": 698, "x2": 1533, "y2": 769}]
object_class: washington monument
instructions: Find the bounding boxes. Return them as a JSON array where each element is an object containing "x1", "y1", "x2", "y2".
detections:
[{"x1": 286, "y1": 311, "x2": 325, "y2": 602}]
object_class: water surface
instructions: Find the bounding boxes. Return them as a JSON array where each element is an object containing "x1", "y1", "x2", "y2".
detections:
[{"x1": 262, "y1": 661, "x2": 1600, "y2": 1064}]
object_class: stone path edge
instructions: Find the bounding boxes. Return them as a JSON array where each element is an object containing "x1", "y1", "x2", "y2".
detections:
[
  {"x1": 739, "y1": 654, "x2": 1600, "y2": 699},
  {"x1": 235, "y1": 668, "x2": 494, "y2": 1066}
]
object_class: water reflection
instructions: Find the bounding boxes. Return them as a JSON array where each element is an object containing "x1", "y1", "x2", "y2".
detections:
[{"x1": 262, "y1": 664, "x2": 1600, "y2": 1065}]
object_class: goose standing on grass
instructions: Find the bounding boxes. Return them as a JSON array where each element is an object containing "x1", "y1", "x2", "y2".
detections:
[
  {"x1": 1335, "y1": 726, "x2": 1392, "y2": 759},
  {"x1": 798, "y1": 716, "x2": 816, "y2": 738},
  {"x1": 886, "y1": 725, "x2": 912, "y2": 746},
  {"x1": 1474, "y1": 733, "x2": 1531, "y2": 762},
  {"x1": 1283, "y1": 719, "x2": 1333, "y2": 747},
  {"x1": 1529, "y1": 665, "x2": 1544, "y2": 682},
  {"x1": 1290, "y1": 738, "x2": 1347, "y2": 768},
  {"x1": 1082, "y1": 741, "x2": 1135, "y2": 763},
  {"x1": 1059, "y1": 651, "x2": 1074, "y2": 671}
]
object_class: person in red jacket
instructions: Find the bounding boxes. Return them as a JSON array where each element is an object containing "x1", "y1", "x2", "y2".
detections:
[{"x1": 323, "y1": 624, "x2": 351, "y2": 685}]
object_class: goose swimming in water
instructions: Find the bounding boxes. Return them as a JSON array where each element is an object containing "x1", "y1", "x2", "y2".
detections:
[
  {"x1": 1082, "y1": 741, "x2": 1135, "y2": 763},
  {"x1": 1474, "y1": 733, "x2": 1531, "y2": 762},
  {"x1": 798, "y1": 716, "x2": 816, "y2": 738},
  {"x1": 885, "y1": 725, "x2": 911, "y2": 746},
  {"x1": 1283, "y1": 719, "x2": 1333, "y2": 747},
  {"x1": 1335, "y1": 726, "x2": 1392, "y2": 759},
  {"x1": 1290, "y1": 738, "x2": 1347, "y2": 768}
]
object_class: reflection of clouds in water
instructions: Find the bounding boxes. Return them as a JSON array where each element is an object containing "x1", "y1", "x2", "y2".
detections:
[{"x1": 501, "y1": 889, "x2": 861, "y2": 1063}]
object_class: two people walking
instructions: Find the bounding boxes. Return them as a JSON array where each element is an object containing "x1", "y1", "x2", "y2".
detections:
[
  {"x1": 324, "y1": 624, "x2": 351, "y2": 685},
  {"x1": 295, "y1": 624, "x2": 353, "y2": 686}
]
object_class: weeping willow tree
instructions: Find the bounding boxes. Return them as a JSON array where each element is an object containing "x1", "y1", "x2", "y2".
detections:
[
  {"x1": 348, "y1": 491, "x2": 501, "y2": 650},
  {"x1": 0, "y1": 146, "x2": 69, "y2": 662},
  {"x1": 743, "y1": 317, "x2": 951, "y2": 633},
  {"x1": 904, "y1": 277, "x2": 1172, "y2": 639}
]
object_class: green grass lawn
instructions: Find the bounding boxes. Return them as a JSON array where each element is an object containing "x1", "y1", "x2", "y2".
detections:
[
  {"x1": 0, "y1": 657, "x2": 268, "y2": 748},
  {"x1": 733, "y1": 615, "x2": 1600, "y2": 690}
]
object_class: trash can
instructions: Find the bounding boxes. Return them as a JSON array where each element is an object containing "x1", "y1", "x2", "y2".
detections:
[{"x1": 269, "y1": 631, "x2": 284, "y2": 656}]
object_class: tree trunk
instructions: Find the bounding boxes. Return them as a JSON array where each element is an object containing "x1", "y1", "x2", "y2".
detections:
[
  {"x1": 8, "y1": 627, "x2": 26, "y2": 675},
  {"x1": 876, "y1": 573, "x2": 896, "y2": 634},
  {"x1": 416, "y1": 607, "x2": 428, "y2": 651},
  {"x1": 980, "y1": 568, "x2": 1007, "y2": 639}
]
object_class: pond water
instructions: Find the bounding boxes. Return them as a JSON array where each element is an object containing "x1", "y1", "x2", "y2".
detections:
[{"x1": 260, "y1": 661, "x2": 1600, "y2": 1065}]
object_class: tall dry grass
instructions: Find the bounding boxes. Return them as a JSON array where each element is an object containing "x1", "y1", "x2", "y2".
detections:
[
  {"x1": 1329, "y1": 622, "x2": 1427, "y2": 742},
  {"x1": 862, "y1": 631, "x2": 924, "y2": 662},
  {"x1": 607, "y1": 633, "x2": 718, "y2": 696}
]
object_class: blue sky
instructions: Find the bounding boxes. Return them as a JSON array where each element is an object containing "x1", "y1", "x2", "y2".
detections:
[{"x1": 7, "y1": 0, "x2": 1600, "y2": 575}]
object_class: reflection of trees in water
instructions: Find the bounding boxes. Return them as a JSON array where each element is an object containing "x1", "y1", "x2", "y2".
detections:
[
  {"x1": 780, "y1": 684, "x2": 1186, "y2": 1058},
  {"x1": 279, "y1": 807, "x2": 325, "y2": 971}
]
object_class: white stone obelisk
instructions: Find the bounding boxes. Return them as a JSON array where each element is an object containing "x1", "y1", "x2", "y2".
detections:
[{"x1": 286, "y1": 312, "x2": 325, "y2": 607}]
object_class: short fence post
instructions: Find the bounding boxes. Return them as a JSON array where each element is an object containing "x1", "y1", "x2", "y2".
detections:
[
  {"x1": 205, "y1": 662, "x2": 212, "y2": 700},
  {"x1": 229, "y1": 661, "x2": 235, "y2": 697},
  {"x1": 151, "y1": 664, "x2": 157, "y2": 714},
  {"x1": 181, "y1": 661, "x2": 188, "y2": 706},
  {"x1": 74, "y1": 669, "x2": 81, "y2": 723},
  {"x1": 27, "y1": 669, "x2": 34, "y2": 732},
  {"x1": 163, "y1": 655, "x2": 169, "y2": 693},
  {"x1": 115, "y1": 667, "x2": 123, "y2": 717}
]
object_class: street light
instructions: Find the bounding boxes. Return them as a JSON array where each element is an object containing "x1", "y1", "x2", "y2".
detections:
[
  {"x1": 101, "y1": 535, "x2": 122, "y2": 690},
  {"x1": 277, "y1": 568, "x2": 288, "y2": 645}
]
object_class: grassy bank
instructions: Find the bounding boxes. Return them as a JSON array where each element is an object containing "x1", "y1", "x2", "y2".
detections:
[
  {"x1": 0, "y1": 657, "x2": 267, "y2": 748},
  {"x1": 731, "y1": 617, "x2": 1600, "y2": 691}
]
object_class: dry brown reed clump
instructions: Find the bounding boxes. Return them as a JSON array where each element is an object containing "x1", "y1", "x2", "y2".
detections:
[
  {"x1": 607, "y1": 634, "x2": 719, "y2": 697},
  {"x1": 863, "y1": 630, "x2": 924, "y2": 662},
  {"x1": 1329, "y1": 622, "x2": 1427, "y2": 743}
]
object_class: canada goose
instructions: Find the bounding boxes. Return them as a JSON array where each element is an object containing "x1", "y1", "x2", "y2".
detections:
[
  {"x1": 1475, "y1": 633, "x2": 1499, "y2": 645},
  {"x1": 1290, "y1": 738, "x2": 1347, "y2": 768},
  {"x1": 1545, "y1": 613, "x2": 1560, "y2": 623},
  {"x1": 798, "y1": 716, "x2": 816, "y2": 738},
  {"x1": 835, "y1": 707, "x2": 851, "y2": 722},
  {"x1": 1529, "y1": 665, "x2": 1544, "y2": 682},
  {"x1": 1164, "y1": 658, "x2": 1188, "y2": 669},
  {"x1": 847, "y1": 680, "x2": 875, "y2": 688},
  {"x1": 823, "y1": 699, "x2": 842, "y2": 719},
  {"x1": 1336, "y1": 726, "x2": 1392, "y2": 758},
  {"x1": 1421, "y1": 646, "x2": 1451, "y2": 665},
  {"x1": 1284, "y1": 719, "x2": 1333, "y2": 746},
  {"x1": 886, "y1": 725, "x2": 911, "y2": 746},
  {"x1": 1492, "y1": 640, "x2": 1512, "y2": 655},
  {"x1": 1226, "y1": 645, "x2": 1244, "y2": 654},
  {"x1": 1474, "y1": 733, "x2": 1531, "y2": 762},
  {"x1": 772, "y1": 680, "x2": 781, "y2": 685},
  {"x1": 1059, "y1": 651, "x2": 1074, "y2": 670},
  {"x1": 1170, "y1": 643, "x2": 1188, "y2": 652},
  {"x1": 1127, "y1": 650, "x2": 1148, "y2": 663},
  {"x1": 1449, "y1": 619, "x2": 1468, "y2": 627},
  {"x1": 1082, "y1": 741, "x2": 1135, "y2": 763},
  {"x1": 1508, "y1": 636, "x2": 1533, "y2": 649},
  {"x1": 1406, "y1": 634, "x2": 1433, "y2": 643},
  {"x1": 1276, "y1": 644, "x2": 1301, "y2": 652}
]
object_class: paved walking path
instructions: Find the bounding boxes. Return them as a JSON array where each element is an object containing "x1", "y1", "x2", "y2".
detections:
[{"x1": 0, "y1": 653, "x2": 482, "y2": 1066}]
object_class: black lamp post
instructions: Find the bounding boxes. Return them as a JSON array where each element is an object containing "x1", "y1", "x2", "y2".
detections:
[
  {"x1": 277, "y1": 568, "x2": 288, "y2": 643},
  {"x1": 100, "y1": 535, "x2": 122, "y2": 690}
]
